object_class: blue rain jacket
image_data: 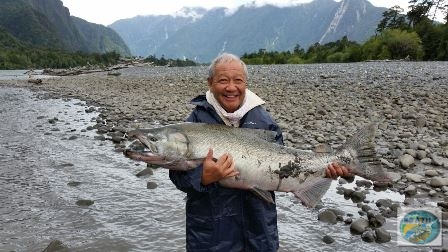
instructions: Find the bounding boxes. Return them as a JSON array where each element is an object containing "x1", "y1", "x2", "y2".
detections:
[{"x1": 169, "y1": 95, "x2": 284, "y2": 252}]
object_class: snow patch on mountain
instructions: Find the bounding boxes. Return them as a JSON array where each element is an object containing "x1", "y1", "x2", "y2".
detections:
[{"x1": 319, "y1": 0, "x2": 349, "y2": 43}]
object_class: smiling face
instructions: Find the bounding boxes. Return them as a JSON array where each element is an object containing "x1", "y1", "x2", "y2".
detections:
[{"x1": 208, "y1": 60, "x2": 247, "y2": 113}]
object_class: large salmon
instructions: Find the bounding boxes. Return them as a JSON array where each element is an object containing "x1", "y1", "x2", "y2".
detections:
[{"x1": 123, "y1": 122, "x2": 390, "y2": 207}]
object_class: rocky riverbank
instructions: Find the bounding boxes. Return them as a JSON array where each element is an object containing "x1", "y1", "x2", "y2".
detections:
[{"x1": 2, "y1": 62, "x2": 448, "y2": 245}]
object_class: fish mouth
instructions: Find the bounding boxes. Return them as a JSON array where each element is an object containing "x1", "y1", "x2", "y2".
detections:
[
  {"x1": 123, "y1": 133, "x2": 165, "y2": 164},
  {"x1": 123, "y1": 145, "x2": 185, "y2": 169},
  {"x1": 127, "y1": 131, "x2": 154, "y2": 150},
  {"x1": 123, "y1": 148, "x2": 166, "y2": 163}
]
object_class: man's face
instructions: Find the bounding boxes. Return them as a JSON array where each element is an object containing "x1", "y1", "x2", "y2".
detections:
[{"x1": 208, "y1": 61, "x2": 247, "y2": 113}]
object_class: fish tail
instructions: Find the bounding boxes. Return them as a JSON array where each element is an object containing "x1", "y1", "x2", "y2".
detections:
[
  {"x1": 340, "y1": 122, "x2": 390, "y2": 183},
  {"x1": 294, "y1": 122, "x2": 390, "y2": 208}
]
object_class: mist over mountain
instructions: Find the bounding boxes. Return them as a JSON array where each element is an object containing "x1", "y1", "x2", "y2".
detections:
[{"x1": 110, "y1": 0, "x2": 386, "y2": 62}]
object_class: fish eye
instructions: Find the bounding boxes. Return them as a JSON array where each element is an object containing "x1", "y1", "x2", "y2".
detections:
[{"x1": 147, "y1": 135, "x2": 158, "y2": 142}]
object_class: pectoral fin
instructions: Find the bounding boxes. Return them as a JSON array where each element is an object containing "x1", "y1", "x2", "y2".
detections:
[
  {"x1": 160, "y1": 159, "x2": 204, "y2": 170},
  {"x1": 250, "y1": 186, "x2": 275, "y2": 204},
  {"x1": 292, "y1": 177, "x2": 333, "y2": 208}
]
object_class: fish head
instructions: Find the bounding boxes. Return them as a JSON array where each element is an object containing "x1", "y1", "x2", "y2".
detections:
[{"x1": 123, "y1": 127, "x2": 190, "y2": 165}]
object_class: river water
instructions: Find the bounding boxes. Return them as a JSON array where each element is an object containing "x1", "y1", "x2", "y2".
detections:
[{"x1": 0, "y1": 71, "x2": 436, "y2": 252}]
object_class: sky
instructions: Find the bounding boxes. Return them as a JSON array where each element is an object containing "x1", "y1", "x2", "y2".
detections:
[{"x1": 60, "y1": 0, "x2": 412, "y2": 26}]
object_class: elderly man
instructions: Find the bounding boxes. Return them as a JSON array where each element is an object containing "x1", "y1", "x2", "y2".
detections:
[{"x1": 169, "y1": 53, "x2": 349, "y2": 252}]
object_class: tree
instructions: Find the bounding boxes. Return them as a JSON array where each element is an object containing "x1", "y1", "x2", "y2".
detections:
[
  {"x1": 362, "y1": 29, "x2": 424, "y2": 60},
  {"x1": 293, "y1": 44, "x2": 305, "y2": 56},
  {"x1": 407, "y1": 0, "x2": 448, "y2": 25},
  {"x1": 377, "y1": 5, "x2": 408, "y2": 34},
  {"x1": 408, "y1": 0, "x2": 434, "y2": 26},
  {"x1": 429, "y1": 0, "x2": 448, "y2": 21}
]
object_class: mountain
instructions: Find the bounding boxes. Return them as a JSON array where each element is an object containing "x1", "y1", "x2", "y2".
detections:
[
  {"x1": 26, "y1": 0, "x2": 88, "y2": 51},
  {"x1": 110, "y1": 0, "x2": 387, "y2": 62},
  {"x1": 0, "y1": 0, "x2": 66, "y2": 50},
  {"x1": 0, "y1": 0, "x2": 130, "y2": 55},
  {"x1": 109, "y1": 7, "x2": 208, "y2": 60},
  {"x1": 0, "y1": 27, "x2": 24, "y2": 49},
  {"x1": 72, "y1": 17, "x2": 131, "y2": 56}
]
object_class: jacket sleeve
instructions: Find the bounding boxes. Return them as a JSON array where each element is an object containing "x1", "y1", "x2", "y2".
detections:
[
  {"x1": 168, "y1": 109, "x2": 216, "y2": 194},
  {"x1": 270, "y1": 122, "x2": 284, "y2": 146}
]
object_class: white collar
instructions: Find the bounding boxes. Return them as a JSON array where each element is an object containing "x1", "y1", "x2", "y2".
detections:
[{"x1": 206, "y1": 89, "x2": 265, "y2": 127}]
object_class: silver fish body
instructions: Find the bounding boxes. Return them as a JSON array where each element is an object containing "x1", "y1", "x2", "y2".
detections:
[{"x1": 124, "y1": 122, "x2": 390, "y2": 207}]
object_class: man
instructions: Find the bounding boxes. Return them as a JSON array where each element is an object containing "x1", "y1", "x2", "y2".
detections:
[{"x1": 169, "y1": 53, "x2": 349, "y2": 252}]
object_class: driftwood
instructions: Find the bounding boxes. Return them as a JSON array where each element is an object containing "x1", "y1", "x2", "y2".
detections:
[
  {"x1": 41, "y1": 60, "x2": 149, "y2": 77},
  {"x1": 42, "y1": 68, "x2": 104, "y2": 76}
]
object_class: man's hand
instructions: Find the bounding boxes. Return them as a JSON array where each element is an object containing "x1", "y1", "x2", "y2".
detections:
[
  {"x1": 201, "y1": 148, "x2": 239, "y2": 185},
  {"x1": 325, "y1": 162, "x2": 351, "y2": 179}
]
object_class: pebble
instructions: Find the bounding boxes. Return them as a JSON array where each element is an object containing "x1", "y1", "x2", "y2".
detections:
[
  {"x1": 67, "y1": 181, "x2": 81, "y2": 187},
  {"x1": 43, "y1": 240, "x2": 68, "y2": 252},
  {"x1": 76, "y1": 199, "x2": 94, "y2": 206},
  {"x1": 430, "y1": 177, "x2": 448, "y2": 187},
  {"x1": 380, "y1": 158, "x2": 396, "y2": 169},
  {"x1": 376, "y1": 199, "x2": 392, "y2": 208},
  {"x1": 322, "y1": 235, "x2": 335, "y2": 244},
  {"x1": 48, "y1": 117, "x2": 58, "y2": 124},
  {"x1": 386, "y1": 172, "x2": 401, "y2": 183},
  {"x1": 405, "y1": 173, "x2": 424, "y2": 183},
  {"x1": 429, "y1": 190, "x2": 438, "y2": 197},
  {"x1": 136, "y1": 167, "x2": 154, "y2": 177},
  {"x1": 350, "y1": 218, "x2": 369, "y2": 235},
  {"x1": 94, "y1": 135, "x2": 106, "y2": 141},
  {"x1": 360, "y1": 204, "x2": 372, "y2": 213},
  {"x1": 431, "y1": 155, "x2": 446, "y2": 166},
  {"x1": 361, "y1": 230, "x2": 376, "y2": 242},
  {"x1": 356, "y1": 180, "x2": 373, "y2": 188},
  {"x1": 147, "y1": 181, "x2": 158, "y2": 189},
  {"x1": 421, "y1": 158, "x2": 433, "y2": 164},
  {"x1": 68, "y1": 135, "x2": 78, "y2": 140},
  {"x1": 399, "y1": 154, "x2": 415, "y2": 169},
  {"x1": 350, "y1": 191, "x2": 366, "y2": 203},
  {"x1": 416, "y1": 150, "x2": 427, "y2": 160},
  {"x1": 425, "y1": 169, "x2": 439, "y2": 177},
  {"x1": 368, "y1": 212, "x2": 386, "y2": 228},
  {"x1": 404, "y1": 185, "x2": 417, "y2": 196},
  {"x1": 338, "y1": 178, "x2": 348, "y2": 184},
  {"x1": 318, "y1": 209, "x2": 338, "y2": 224},
  {"x1": 111, "y1": 135, "x2": 123, "y2": 143},
  {"x1": 442, "y1": 186, "x2": 448, "y2": 192},
  {"x1": 375, "y1": 228, "x2": 391, "y2": 243}
]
